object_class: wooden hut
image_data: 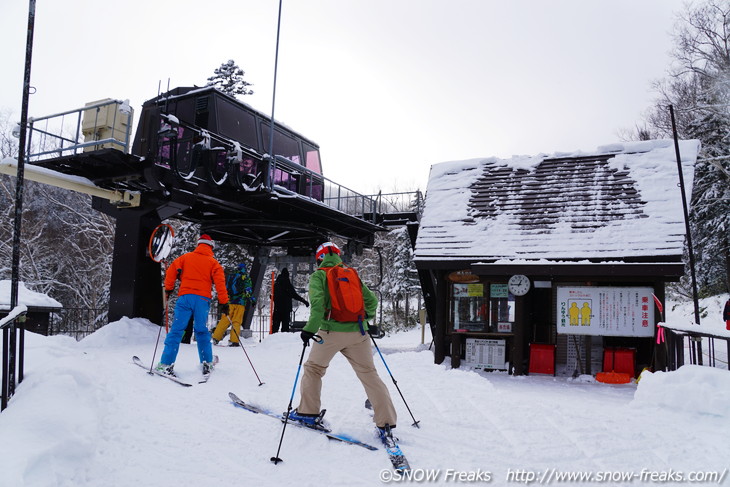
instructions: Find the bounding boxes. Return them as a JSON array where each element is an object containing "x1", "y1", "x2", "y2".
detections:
[
  {"x1": 0, "y1": 281, "x2": 63, "y2": 336},
  {"x1": 414, "y1": 139, "x2": 700, "y2": 376}
]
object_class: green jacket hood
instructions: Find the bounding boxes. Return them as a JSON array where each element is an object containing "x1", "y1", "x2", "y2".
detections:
[{"x1": 318, "y1": 253, "x2": 342, "y2": 268}]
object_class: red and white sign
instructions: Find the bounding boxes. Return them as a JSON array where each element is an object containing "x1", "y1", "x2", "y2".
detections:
[{"x1": 557, "y1": 286, "x2": 654, "y2": 337}]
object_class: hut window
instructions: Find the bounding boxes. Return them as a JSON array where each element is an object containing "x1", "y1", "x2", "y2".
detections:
[{"x1": 452, "y1": 283, "x2": 488, "y2": 332}]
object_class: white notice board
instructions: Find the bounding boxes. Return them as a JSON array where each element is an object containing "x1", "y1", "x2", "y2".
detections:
[
  {"x1": 557, "y1": 286, "x2": 654, "y2": 337},
  {"x1": 465, "y1": 338, "x2": 506, "y2": 369}
]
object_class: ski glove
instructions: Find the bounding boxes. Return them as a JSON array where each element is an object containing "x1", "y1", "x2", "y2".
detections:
[
  {"x1": 164, "y1": 290, "x2": 173, "y2": 301},
  {"x1": 300, "y1": 330, "x2": 315, "y2": 345},
  {"x1": 218, "y1": 303, "x2": 229, "y2": 317},
  {"x1": 367, "y1": 325, "x2": 381, "y2": 338}
]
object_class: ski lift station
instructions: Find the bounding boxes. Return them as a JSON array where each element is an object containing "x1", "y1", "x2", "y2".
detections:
[{"x1": 3, "y1": 88, "x2": 418, "y2": 331}]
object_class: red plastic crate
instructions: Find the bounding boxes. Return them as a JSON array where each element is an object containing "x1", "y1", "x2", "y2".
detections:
[
  {"x1": 528, "y1": 343, "x2": 555, "y2": 375},
  {"x1": 603, "y1": 348, "x2": 635, "y2": 378}
]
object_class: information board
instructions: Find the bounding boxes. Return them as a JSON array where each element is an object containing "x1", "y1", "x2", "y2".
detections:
[
  {"x1": 465, "y1": 338, "x2": 506, "y2": 369},
  {"x1": 556, "y1": 286, "x2": 654, "y2": 337}
]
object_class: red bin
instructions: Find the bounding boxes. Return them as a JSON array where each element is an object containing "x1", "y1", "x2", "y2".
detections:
[
  {"x1": 603, "y1": 347, "x2": 635, "y2": 378},
  {"x1": 528, "y1": 343, "x2": 555, "y2": 376}
]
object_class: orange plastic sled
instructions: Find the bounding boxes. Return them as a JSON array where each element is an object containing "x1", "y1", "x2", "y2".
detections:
[{"x1": 595, "y1": 371, "x2": 631, "y2": 384}]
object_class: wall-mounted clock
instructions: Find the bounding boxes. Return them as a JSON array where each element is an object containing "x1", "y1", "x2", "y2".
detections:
[{"x1": 508, "y1": 274, "x2": 530, "y2": 296}]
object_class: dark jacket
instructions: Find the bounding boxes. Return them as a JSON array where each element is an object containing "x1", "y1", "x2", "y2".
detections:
[{"x1": 273, "y1": 268, "x2": 307, "y2": 313}]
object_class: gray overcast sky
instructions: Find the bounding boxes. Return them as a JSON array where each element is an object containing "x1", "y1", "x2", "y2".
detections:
[{"x1": 0, "y1": 0, "x2": 685, "y2": 194}]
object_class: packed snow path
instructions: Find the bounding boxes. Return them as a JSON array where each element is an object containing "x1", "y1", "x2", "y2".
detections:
[{"x1": 0, "y1": 318, "x2": 728, "y2": 487}]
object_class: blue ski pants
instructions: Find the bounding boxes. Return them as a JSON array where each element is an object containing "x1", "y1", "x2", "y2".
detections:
[{"x1": 161, "y1": 293, "x2": 213, "y2": 365}]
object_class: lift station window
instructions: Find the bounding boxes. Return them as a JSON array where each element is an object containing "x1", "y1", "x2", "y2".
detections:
[
  {"x1": 217, "y1": 98, "x2": 258, "y2": 150},
  {"x1": 261, "y1": 124, "x2": 301, "y2": 164}
]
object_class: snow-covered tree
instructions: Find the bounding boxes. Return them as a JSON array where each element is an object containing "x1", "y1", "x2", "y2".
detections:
[
  {"x1": 0, "y1": 112, "x2": 113, "y2": 327},
  {"x1": 206, "y1": 59, "x2": 254, "y2": 97},
  {"x1": 641, "y1": 0, "x2": 730, "y2": 295}
]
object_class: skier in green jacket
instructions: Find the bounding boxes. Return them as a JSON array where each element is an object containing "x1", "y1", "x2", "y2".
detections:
[{"x1": 288, "y1": 241, "x2": 397, "y2": 437}]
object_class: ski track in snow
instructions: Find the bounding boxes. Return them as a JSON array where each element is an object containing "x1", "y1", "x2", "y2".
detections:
[{"x1": 0, "y1": 318, "x2": 729, "y2": 487}]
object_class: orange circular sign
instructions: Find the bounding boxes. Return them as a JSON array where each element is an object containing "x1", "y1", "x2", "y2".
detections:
[{"x1": 448, "y1": 270, "x2": 480, "y2": 283}]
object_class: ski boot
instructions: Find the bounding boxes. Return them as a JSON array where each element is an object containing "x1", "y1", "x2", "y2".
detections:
[
  {"x1": 202, "y1": 361, "x2": 215, "y2": 375},
  {"x1": 377, "y1": 424, "x2": 399, "y2": 446},
  {"x1": 155, "y1": 363, "x2": 176, "y2": 377},
  {"x1": 286, "y1": 409, "x2": 329, "y2": 431}
]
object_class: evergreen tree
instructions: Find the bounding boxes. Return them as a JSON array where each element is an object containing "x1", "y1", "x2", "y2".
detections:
[
  {"x1": 685, "y1": 94, "x2": 730, "y2": 295},
  {"x1": 206, "y1": 59, "x2": 254, "y2": 97},
  {"x1": 641, "y1": 0, "x2": 730, "y2": 294}
]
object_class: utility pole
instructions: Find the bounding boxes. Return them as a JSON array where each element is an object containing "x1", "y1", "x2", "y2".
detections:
[{"x1": 4, "y1": 0, "x2": 36, "y2": 411}]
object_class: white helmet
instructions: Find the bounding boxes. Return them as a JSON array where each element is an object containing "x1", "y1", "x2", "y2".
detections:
[{"x1": 315, "y1": 241, "x2": 341, "y2": 262}]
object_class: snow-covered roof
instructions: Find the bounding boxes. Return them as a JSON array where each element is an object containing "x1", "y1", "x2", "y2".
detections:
[
  {"x1": 414, "y1": 139, "x2": 701, "y2": 263},
  {"x1": 0, "y1": 280, "x2": 63, "y2": 310}
]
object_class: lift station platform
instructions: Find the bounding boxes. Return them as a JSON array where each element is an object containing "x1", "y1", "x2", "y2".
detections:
[{"x1": 11, "y1": 88, "x2": 401, "y2": 324}]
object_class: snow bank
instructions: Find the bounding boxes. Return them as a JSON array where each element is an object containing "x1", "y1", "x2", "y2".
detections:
[
  {"x1": 632, "y1": 365, "x2": 730, "y2": 417},
  {"x1": 1, "y1": 317, "x2": 728, "y2": 486},
  {"x1": 80, "y1": 317, "x2": 161, "y2": 348}
]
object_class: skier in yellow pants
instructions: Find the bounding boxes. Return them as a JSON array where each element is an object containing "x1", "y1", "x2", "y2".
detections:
[{"x1": 211, "y1": 263, "x2": 255, "y2": 346}]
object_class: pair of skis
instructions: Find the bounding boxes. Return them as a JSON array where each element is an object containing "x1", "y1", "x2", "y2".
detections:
[
  {"x1": 132, "y1": 355, "x2": 218, "y2": 386},
  {"x1": 228, "y1": 392, "x2": 410, "y2": 471},
  {"x1": 132, "y1": 357, "x2": 411, "y2": 470}
]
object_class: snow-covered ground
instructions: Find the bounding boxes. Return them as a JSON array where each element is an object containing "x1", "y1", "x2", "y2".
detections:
[{"x1": 1, "y1": 298, "x2": 729, "y2": 487}]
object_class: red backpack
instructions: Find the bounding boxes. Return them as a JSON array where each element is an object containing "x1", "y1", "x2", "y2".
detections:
[{"x1": 320, "y1": 264, "x2": 365, "y2": 324}]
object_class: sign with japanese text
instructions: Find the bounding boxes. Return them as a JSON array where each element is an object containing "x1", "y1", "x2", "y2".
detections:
[
  {"x1": 465, "y1": 338, "x2": 506, "y2": 369},
  {"x1": 556, "y1": 286, "x2": 654, "y2": 337},
  {"x1": 490, "y1": 283, "x2": 509, "y2": 298},
  {"x1": 453, "y1": 283, "x2": 484, "y2": 297}
]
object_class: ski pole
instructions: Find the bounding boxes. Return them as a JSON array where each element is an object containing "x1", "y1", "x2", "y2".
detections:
[
  {"x1": 228, "y1": 316, "x2": 264, "y2": 386},
  {"x1": 147, "y1": 223, "x2": 175, "y2": 372},
  {"x1": 370, "y1": 334, "x2": 421, "y2": 428},
  {"x1": 271, "y1": 334, "x2": 322, "y2": 465},
  {"x1": 147, "y1": 291, "x2": 169, "y2": 373},
  {"x1": 147, "y1": 322, "x2": 164, "y2": 374}
]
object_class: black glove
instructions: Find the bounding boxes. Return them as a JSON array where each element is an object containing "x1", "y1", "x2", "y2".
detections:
[
  {"x1": 300, "y1": 330, "x2": 315, "y2": 346},
  {"x1": 164, "y1": 290, "x2": 173, "y2": 301},
  {"x1": 218, "y1": 303, "x2": 229, "y2": 317},
  {"x1": 367, "y1": 325, "x2": 381, "y2": 338},
  {"x1": 304, "y1": 300, "x2": 310, "y2": 308}
]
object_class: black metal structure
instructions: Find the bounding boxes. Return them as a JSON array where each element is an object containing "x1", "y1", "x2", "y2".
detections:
[
  {"x1": 3, "y1": 0, "x2": 36, "y2": 412},
  {"x1": 27, "y1": 86, "x2": 386, "y2": 324}
]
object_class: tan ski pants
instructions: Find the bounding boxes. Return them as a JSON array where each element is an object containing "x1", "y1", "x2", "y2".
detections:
[{"x1": 297, "y1": 330, "x2": 397, "y2": 428}]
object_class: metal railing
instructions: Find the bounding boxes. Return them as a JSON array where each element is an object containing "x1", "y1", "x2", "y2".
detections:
[
  {"x1": 155, "y1": 113, "x2": 379, "y2": 222},
  {"x1": 48, "y1": 308, "x2": 107, "y2": 341},
  {"x1": 25, "y1": 99, "x2": 133, "y2": 161},
  {"x1": 22, "y1": 100, "x2": 385, "y2": 223},
  {"x1": 662, "y1": 326, "x2": 729, "y2": 371},
  {"x1": 372, "y1": 190, "x2": 424, "y2": 216},
  {"x1": 1, "y1": 309, "x2": 26, "y2": 411}
]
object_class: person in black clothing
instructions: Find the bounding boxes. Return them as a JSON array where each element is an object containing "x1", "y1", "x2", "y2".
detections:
[{"x1": 272, "y1": 267, "x2": 309, "y2": 333}]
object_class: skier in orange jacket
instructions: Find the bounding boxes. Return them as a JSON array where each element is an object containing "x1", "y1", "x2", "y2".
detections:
[{"x1": 157, "y1": 234, "x2": 229, "y2": 376}]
